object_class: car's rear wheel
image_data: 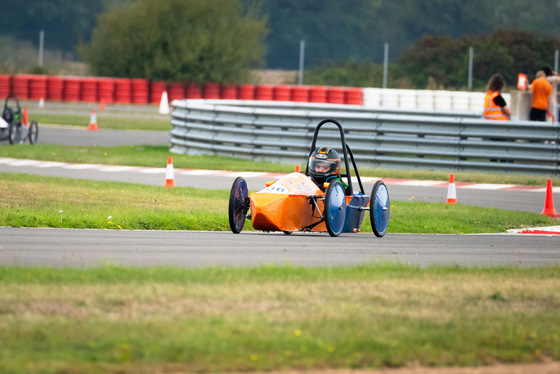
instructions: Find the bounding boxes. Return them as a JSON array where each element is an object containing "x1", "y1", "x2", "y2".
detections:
[{"x1": 228, "y1": 177, "x2": 249, "y2": 234}]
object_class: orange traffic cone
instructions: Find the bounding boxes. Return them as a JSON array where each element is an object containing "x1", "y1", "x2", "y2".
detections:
[
  {"x1": 22, "y1": 106, "x2": 29, "y2": 126},
  {"x1": 541, "y1": 179, "x2": 560, "y2": 217},
  {"x1": 446, "y1": 174, "x2": 457, "y2": 204},
  {"x1": 295, "y1": 165, "x2": 301, "y2": 173},
  {"x1": 100, "y1": 99, "x2": 105, "y2": 111},
  {"x1": 164, "y1": 156, "x2": 175, "y2": 187},
  {"x1": 87, "y1": 109, "x2": 99, "y2": 131}
]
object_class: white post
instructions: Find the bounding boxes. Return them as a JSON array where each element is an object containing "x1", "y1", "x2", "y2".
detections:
[
  {"x1": 383, "y1": 42, "x2": 389, "y2": 89},
  {"x1": 468, "y1": 47, "x2": 473, "y2": 91},
  {"x1": 298, "y1": 40, "x2": 305, "y2": 85},
  {"x1": 555, "y1": 50, "x2": 559, "y2": 124},
  {"x1": 38, "y1": 30, "x2": 44, "y2": 67}
]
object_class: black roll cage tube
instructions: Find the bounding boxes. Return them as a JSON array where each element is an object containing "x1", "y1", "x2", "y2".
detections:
[{"x1": 305, "y1": 118, "x2": 365, "y2": 196}]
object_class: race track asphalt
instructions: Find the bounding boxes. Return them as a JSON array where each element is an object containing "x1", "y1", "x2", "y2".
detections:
[
  {"x1": 1, "y1": 122, "x2": 559, "y2": 268},
  {"x1": 1, "y1": 227, "x2": 559, "y2": 268}
]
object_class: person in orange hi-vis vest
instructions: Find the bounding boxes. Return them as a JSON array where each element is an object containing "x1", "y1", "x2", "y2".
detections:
[
  {"x1": 529, "y1": 70, "x2": 552, "y2": 122},
  {"x1": 483, "y1": 73, "x2": 510, "y2": 121}
]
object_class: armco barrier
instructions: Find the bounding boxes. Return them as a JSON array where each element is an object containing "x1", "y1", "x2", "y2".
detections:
[{"x1": 169, "y1": 99, "x2": 560, "y2": 176}]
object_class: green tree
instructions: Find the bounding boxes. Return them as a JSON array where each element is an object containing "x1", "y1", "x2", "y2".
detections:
[
  {"x1": 398, "y1": 29, "x2": 560, "y2": 90},
  {"x1": 81, "y1": 0, "x2": 268, "y2": 83},
  {"x1": 260, "y1": 0, "x2": 381, "y2": 69},
  {"x1": 0, "y1": 0, "x2": 116, "y2": 54}
]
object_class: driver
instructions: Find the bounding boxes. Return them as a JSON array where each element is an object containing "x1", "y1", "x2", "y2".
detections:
[{"x1": 308, "y1": 147, "x2": 342, "y2": 190}]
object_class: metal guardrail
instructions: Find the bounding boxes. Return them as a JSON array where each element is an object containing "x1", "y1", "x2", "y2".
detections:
[{"x1": 169, "y1": 99, "x2": 560, "y2": 176}]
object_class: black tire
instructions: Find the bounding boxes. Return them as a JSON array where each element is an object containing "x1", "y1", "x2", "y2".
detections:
[
  {"x1": 8, "y1": 122, "x2": 18, "y2": 145},
  {"x1": 28, "y1": 121, "x2": 38, "y2": 144},
  {"x1": 324, "y1": 180, "x2": 346, "y2": 237},
  {"x1": 370, "y1": 181, "x2": 390, "y2": 237},
  {"x1": 228, "y1": 177, "x2": 249, "y2": 234}
]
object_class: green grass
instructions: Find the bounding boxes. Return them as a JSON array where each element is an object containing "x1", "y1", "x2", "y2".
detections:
[
  {"x1": 2, "y1": 111, "x2": 558, "y2": 373},
  {"x1": 33, "y1": 113, "x2": 171, "y2": 131},
  {"x1": 2, "y1": 144, "x2": 560, "y2": 186},
  {"x1": 0, "y1": 264, "x2": 559, "y2": 373},
  {"x1": 0, "y1": 145, "x2": 294, "y2": 173},
  {"x1": 1, "y1": 172, "x2": 557, "y2": 233}
]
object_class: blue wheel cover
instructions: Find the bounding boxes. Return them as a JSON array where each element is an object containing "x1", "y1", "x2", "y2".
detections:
[
  {"x1": 373, "y1": 183, "x2": 390, "y2": 235},
  {"x1": 327, "y1": 182, "x2": 346, "y2": 235}
]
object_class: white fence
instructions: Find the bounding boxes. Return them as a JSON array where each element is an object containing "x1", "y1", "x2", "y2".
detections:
[{"x1": 363, "y1": 88, "x2": 511, "y2": 113}]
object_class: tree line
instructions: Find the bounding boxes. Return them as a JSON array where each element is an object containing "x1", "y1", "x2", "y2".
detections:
[{"x1": 1, "y1": 0, "x2": 560, "y2": 90}]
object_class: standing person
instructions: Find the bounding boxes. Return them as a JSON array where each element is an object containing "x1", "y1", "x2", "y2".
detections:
[
  {"x1": 529, "y1": 70, "x2": 552, "y2": 122},
  {"x1": 543, "y1": 66, "x2": 560, "y2": 123},
  {"x1": 483, "y1": 73, "x2": 510, "y2": 121}
]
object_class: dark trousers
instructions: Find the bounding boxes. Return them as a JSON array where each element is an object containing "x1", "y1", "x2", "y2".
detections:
[{"x1": 529, "y1": 108, "x2": 547, "y2": 122}]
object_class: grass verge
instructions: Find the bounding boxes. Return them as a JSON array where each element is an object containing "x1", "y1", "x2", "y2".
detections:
[
  {"x1": 0, "y1": 263, "x2": 559, "y2": 373},
  {"x1": 1, "y1": 144, "x2": 559, "y2": 187},
  {"x1": 33, "y1": 113, "x2": 171, "y2": 131},
  {"x1": 1, "y1": 173, "x2": 557, "y2": 233}
]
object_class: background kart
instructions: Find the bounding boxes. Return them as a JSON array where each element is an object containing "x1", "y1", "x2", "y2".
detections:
[
  {"x1": 228, "y1": 119, "x2": 390, "y2": 237},
  {"x1": 0, "y1": 94, "x2": 38, "y2": 145}
]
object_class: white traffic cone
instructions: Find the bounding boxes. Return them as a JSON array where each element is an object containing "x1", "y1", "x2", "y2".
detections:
[
  {"x1": 38, "y1": 98, "x2": 45, "y2": 108},
  {"x1": 87, "y1": 110, "x2": 99, "y2": 131},
  {"x1": 159, "y1": 91, "x2": 170, "y2": 115}
]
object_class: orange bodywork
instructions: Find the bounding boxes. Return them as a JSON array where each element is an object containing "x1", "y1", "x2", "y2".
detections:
[{"x1": 250, "y1": 172, "x2": 355, "y2": 232}]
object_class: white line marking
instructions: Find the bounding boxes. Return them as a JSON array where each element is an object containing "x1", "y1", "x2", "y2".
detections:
[
  {"x1": 63, "y1": 164, "x2": 104, "y2": 170},
  {"x1": 139, "y1": 168, "x2": 166, "y2": 174},
  {"x1": 99, "y1": 166, "x2": 140, "y2": 172},
  {"x1": 35, "y1": 161, "x2": 68, "y2": 168},
  {"x1": 397, "y1": 180, "x2": 446, "y2": 187},
  {"x1": 180, "y1": 169, "x2": 222, "y2": 175}
]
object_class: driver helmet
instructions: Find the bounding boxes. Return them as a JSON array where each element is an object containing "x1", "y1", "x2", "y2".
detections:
[
  {"x1": 308, "y1": 147, "x2": 341, "y2": 185},
  {"x1": 2, "y1": 107, "x2": 13, "y2": 123}
]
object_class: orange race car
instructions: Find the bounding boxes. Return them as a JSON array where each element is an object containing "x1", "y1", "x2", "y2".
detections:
[{"x1": 228, "y1": 119, "x2": 390, "y2": 237}]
